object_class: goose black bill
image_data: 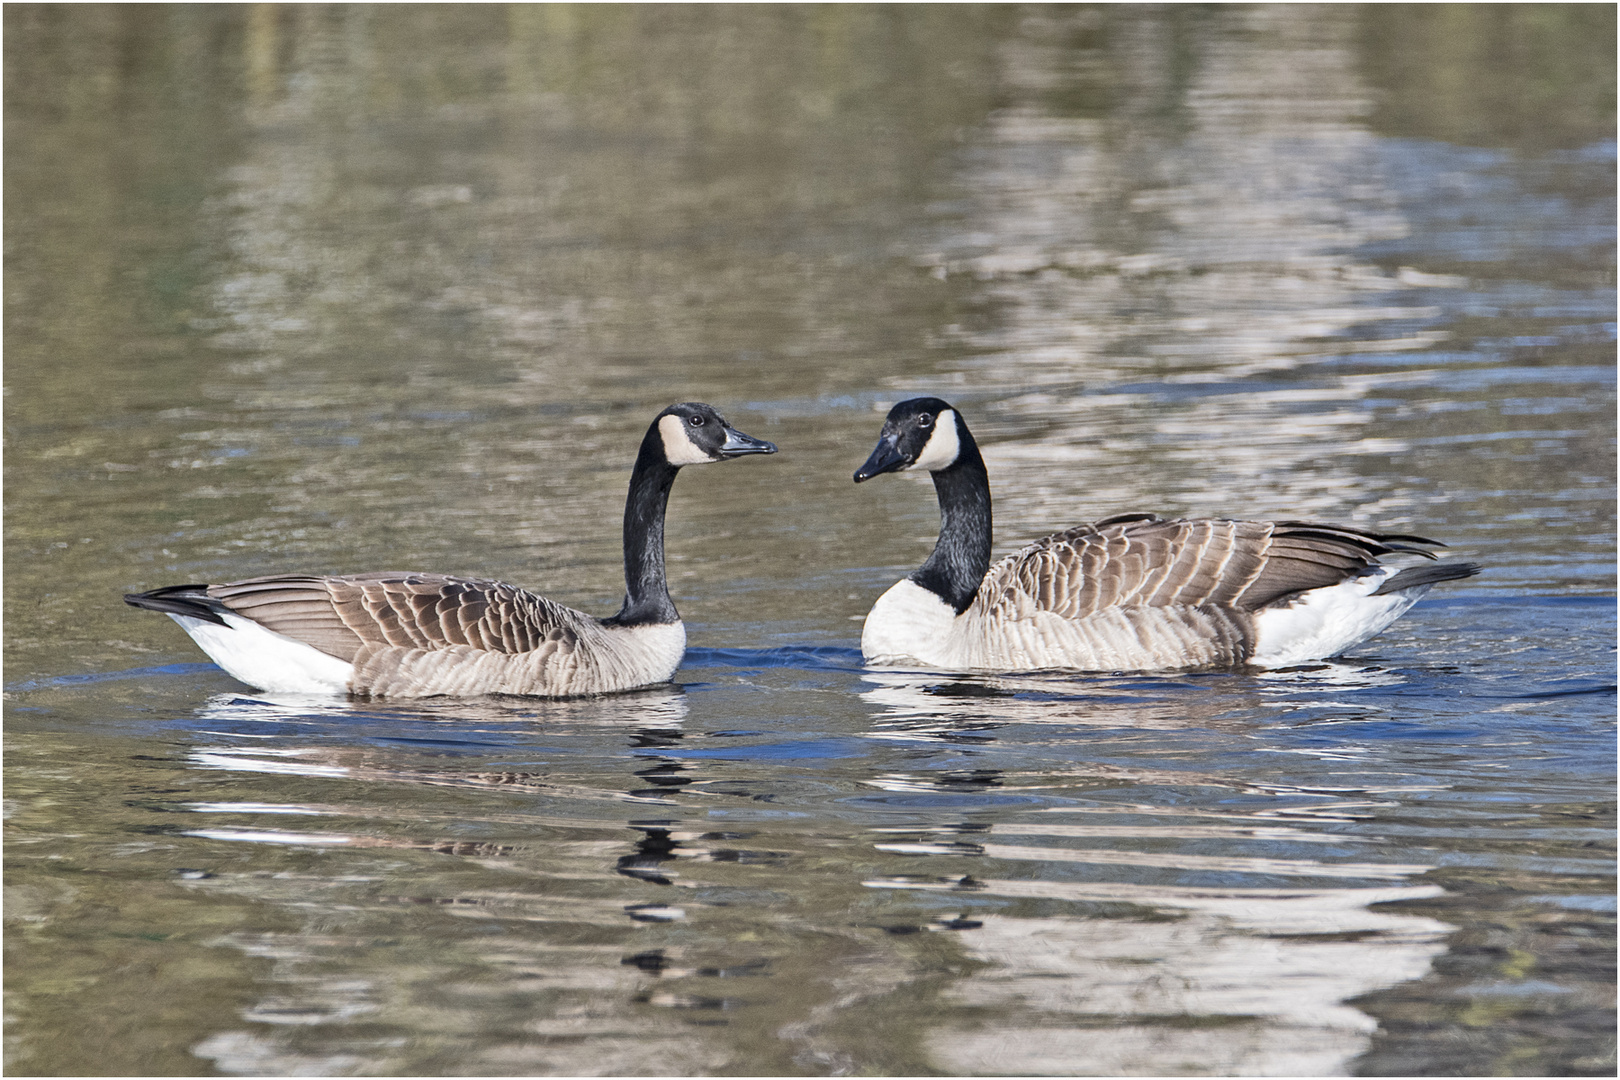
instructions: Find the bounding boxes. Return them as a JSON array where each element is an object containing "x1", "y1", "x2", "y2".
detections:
[
  {"x1": 853, "y1": 436, "x2": 908, "y2": 482},
  {"x1": 719, "y1": 427, "x2": 777, "y2": 458}
]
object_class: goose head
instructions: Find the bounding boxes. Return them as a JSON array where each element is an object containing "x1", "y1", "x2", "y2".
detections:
[
  {"x1": 654, "y1": 402, "x2": 777, "y2": 466},
  {"x1": 853, "y1": 397, "x2": 962, "y2": 482}
]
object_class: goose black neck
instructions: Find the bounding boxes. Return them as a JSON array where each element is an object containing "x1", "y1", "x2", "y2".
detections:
[
  {"x1": 604, "y1": 428, "x2": 681, "y2": 627},
  {"x1": 911, "y1": 425, "x2": 992, "y2": 615}
]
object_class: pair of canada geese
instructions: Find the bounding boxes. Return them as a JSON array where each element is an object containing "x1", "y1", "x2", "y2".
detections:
[{"x1": 126, "y1": 398, "x2": 1479, "y2": 698}]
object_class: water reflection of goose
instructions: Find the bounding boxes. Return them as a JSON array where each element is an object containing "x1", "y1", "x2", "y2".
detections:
[
  {"x1": 860, "y1": 668, "x2": 1277, "y2": 737},
  {"x1": 124, "y1": 403, "x2": 774, "y2": 698},
  {"x1": 181, "y1": 687, "x2": 688, "y2": 803},
  {"x1": 861, "y1": 662, "x2": 1411, "y2": 739},
  {"x1": 854, "y1": 398, "x2": 1479, "y2": 674},
  {"x1": 188, "y1": 684, "x2": 691, "y2": 734},
  {"x1": 909, "y1": 884, "x2": 1452, "y2": 1076},
  {"x1": 867, "y1": 810, "x2": 1453, "y2": 1075},
  {"x1": 616, "y1": 821, "x2": 787, "y2": 884}
]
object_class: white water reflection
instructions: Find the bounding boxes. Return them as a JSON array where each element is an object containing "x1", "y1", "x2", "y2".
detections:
[
  {"x1": 189, "y1": 686, "x2": 690, "y2": 732},
  {"x1": 923, "y1": 7, "x2": 1416, "y2": 373},
  {"x1": 183, "y1": 827, "x2": 355, "y2": 846},
  {"x1": 180, "y1": 690, "x2": 687, "y2": 817},
  {"x1": 859, "y1": 663, "x2": 1410, "y2": 740},
  {"x1": 174, "y1": 693, "x2": 740, "y2": 1077},
  {"x1": 190, "y1": 928, "x2": 734, "y2": 1076},
  {"x1": 875, "y1": 875, "x2": 1450, "y2": 1076},
  {"x1": 968, "y1": 842, "x2": 1429, "y2": 881},
  {"x1": 860, "y1": 660, "x2": 1455, "y2": 1076},
  {"x1": 860, "y1": 669, "x2": 1246, "y2": 735},
  {"x1": 904, "y1": 6, "x2": 1483, "y2": 542},
  {"x1": 189, "y1": 747, "x2": 353, "y2": 779}
]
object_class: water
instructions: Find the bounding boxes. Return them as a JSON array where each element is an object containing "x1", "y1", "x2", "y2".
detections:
[{"x1": 5, "y1": 6, "x2": 1614, "y2": 1076}]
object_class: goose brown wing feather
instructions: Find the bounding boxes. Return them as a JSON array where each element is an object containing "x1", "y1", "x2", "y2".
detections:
[
  {"x1": 205, "y1": 576, "x2": 366, "y2": 661},
  {"x1": 208, "y1": 573, "x2": 582, "y2": 663},
  {"x1": 979, "y1": 516, "x2": 1448, "y2": 618},
  {"x1": 1273, "y1": 521, "x2": 1446, "y2": 552},
  {"x1": 1242, "y1": 523, "x2": 1446, "y2": 607}
]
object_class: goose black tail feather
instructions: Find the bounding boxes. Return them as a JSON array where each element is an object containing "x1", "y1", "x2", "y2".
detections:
[
  {"x1": 124, "y1": 585, "x2": 231, "y2": 626},
  {"x1": 1370, "y1": 561, "x2": 1482, "y2": 596}
]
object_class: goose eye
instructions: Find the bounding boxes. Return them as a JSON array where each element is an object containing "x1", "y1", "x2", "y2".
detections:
[
  {"x1": 917, "y1": 413, "x2": 932, "y2": 428},
  {"x1": 689, "y1": 415, "x2": 704, "y2": 426}
]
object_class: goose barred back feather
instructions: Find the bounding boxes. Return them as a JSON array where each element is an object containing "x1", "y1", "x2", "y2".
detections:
[{"x1": 989, "y1": 515, "x2": 1444, "y2": 619}]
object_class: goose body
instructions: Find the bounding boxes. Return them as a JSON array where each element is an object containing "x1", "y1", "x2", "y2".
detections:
[
  {"x1": 854, "y1": 398, "x2": 1479, "y2": 674},
  {"x1": 126, "y1": 403, "x2": 775, "y2": 697}
]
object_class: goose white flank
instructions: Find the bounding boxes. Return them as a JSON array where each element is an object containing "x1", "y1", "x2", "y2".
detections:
[
  {"x1": 125, "y1": 402, "x2": 776, "y2": 697},
  {"x1": 853, "y1": 396, "x2": 1479, "y2": 674}
]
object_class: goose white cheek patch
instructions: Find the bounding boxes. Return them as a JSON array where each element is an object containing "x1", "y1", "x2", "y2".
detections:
[
  {"x1": 911, "y1": 409, "x2": 960, "y2": 471},
  {"x1": 658, "y1": 414, "x2": 715, "y2": 466}
]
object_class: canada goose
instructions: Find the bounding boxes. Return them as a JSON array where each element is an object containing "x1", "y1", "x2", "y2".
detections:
[
  {"x1": 125, "y1": 402, "x2": 776, "y2": 697},
  {"x1": 853, "y1": 397, "x2": 1479, "y2": 673}
]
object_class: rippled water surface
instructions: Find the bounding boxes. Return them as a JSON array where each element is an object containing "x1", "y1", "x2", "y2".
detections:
[{"x1": 6, "y1": 6, "x2": 1614, "y2": 1076}]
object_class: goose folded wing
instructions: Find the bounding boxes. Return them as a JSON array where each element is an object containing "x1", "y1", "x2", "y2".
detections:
[
  {"x1": 208, "y1": 573, "x2": 581, "y2": 662},
  {"x1": 980, "y1": 516, "x2": 1447, "y2": 619},
  {"x1": 1239, "y1": 522, "x2": 1443, "y2": 608}
]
